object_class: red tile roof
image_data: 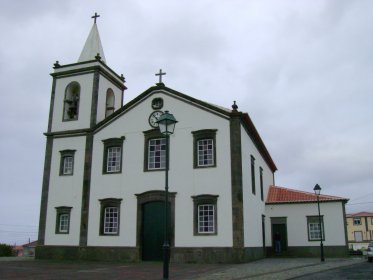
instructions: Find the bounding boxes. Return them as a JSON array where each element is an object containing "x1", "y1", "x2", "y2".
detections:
[
  {"x1": 346, "y1": 212, "x2": 373, "y2": 217},
  {"x1": 22, "y1": 240, "x2": 38, "y2": 247},
  {"x1": 266, "y1": 186, "x2": 348, "y2": 204}
]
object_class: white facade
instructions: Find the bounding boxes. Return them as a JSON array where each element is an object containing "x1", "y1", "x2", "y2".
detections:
[
  {"x1": 241, "y1": 125, "x2": 275, "y2": 248},
  {"x1": 44, "y1": 136, "x2": 86, "y2": 246},
  {"x1": 87, "y1": 91, "x2": 234, "y2": 247}
]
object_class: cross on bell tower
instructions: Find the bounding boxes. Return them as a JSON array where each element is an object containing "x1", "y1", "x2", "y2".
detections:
[{"x1": 92, "y1": 12, "x2": 100, "y2": 24}]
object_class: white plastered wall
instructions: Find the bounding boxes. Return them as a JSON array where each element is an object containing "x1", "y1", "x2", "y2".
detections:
[
  {"x1": 44, "y1": 136, "x2": 86, "y2": 245},
  {"x1": 265, "y1": 202, "x2": 346, "y2": 247},
  {"x1": 87, "y1": 90, "x2": 233, "y2": 247},
  {"x1": 241, "y1": 126, "x2": 275, "y2": 247}
]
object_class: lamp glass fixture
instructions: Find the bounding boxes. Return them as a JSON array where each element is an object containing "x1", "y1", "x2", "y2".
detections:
[
  {"x1": 313, "y1": 184, "x2": 321, "y2": 196},
  {"x1": 157, "y1": 111, "x2": 178, "y2": 135}
]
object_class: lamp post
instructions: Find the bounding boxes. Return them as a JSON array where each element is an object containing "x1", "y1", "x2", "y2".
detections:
[
  {"x1": 156, "y1": 111, "x2": 177, "y2": 280},
  {"x1": 313, "y1": 184, "x2": 325, "y2": 262}
]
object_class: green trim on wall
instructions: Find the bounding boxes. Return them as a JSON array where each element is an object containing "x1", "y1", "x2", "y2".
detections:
[
  {"x1": 229, "y1": 112, "x2": 244, "y2": 248},
  {"x1": 90, "y1": 70, "x2": 100, "y2": 128},
  {"x1": 37, "y1": 136, "x2": 54, "y2": 245},
  {"x1": 79, "y1": 133, "x2": 94, "y2": 246},
  {"x1": 342, "y1": 202, "x2": 349, "y2": 250},
  {"x1": 259, "y1": 167, "x2": 264, "y2": 201},
  {"x1": 38, "y1": 137, "x2": 53, "y2": 245},
  {"x1": 250, "y1": 155, "x2": 256, "y2": 195},
  {"x1": 44, "y1": 128, "x2": 91, "y2": 137},
  {"x1": 47, "y1": 77, "x2": 57, "y2": 133}
]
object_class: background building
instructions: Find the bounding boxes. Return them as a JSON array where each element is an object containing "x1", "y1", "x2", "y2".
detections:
[{"x1": 346, "y1": 212, "x2": 373, "y2": 251}]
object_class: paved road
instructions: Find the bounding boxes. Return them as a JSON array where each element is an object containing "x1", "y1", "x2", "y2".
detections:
[
  {"x1": 0, "y1": 257, "x2": 366, "y2": 280},
  {"x1": 292, "y1": 261, "x2": 373, "y2": 280},
  {"x1": 0, "y1": 258, "x2": 227, "y2": 280}
]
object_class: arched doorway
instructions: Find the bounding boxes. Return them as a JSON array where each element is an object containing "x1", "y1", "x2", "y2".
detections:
[{"x1": 135, "y1": 190, "x2": 176, "y2": 261}]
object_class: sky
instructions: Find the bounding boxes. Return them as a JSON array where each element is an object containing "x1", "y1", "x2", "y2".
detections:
[{"x1": 0, "y1": 0, "x2": 372, "y2": 245}]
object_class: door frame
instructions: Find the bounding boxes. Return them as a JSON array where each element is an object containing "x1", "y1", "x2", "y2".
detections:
[
  {"x1": 135, "y1": 190, "x2": 177, "y2": 260},
  {"x1": 270, "y1": 217, "x2": 288, "y2": 252}
]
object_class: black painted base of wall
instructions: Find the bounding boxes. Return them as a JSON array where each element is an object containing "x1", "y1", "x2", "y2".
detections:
[
  {"x1": 266, "y1": 245, "x2": 348, "y2": 258},
  {"x1": 36, "y1": 245, "x2": 348, "y2": 263},
  {"x1": 36, "y1": 246, "x2": 139, "y2": 262},
  {"x1": 36, "y1": 246, "x2": 265, "y2": 263},
  {"x1": 172, "y1": 247, "x2": 265, "y2": 263}
]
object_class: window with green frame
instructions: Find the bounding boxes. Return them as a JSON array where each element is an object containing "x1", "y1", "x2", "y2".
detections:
[
  {"x1": 55, "y1": 206, "x2": 72, "y2": 234},
  {"x1": 192, "y1": 129, "x2": 217, "y2": 168},
  {"x1": 102, "y1": 137, "x2": 125, "y2": 174},
  {"x1": 307, "y1": 216, "x2": 325, "y2": 241},
  {"x1": 251, "y1": 155, "x2": 256, "y2": 195}
]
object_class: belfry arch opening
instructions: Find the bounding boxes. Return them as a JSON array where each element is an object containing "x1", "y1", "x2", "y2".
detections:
[
  {"x1": 105, "y1": 88, "x2": 115, "y2": 117},
  {"x1": 63, "y1": 82, "x2": 80, "y2": 121}
]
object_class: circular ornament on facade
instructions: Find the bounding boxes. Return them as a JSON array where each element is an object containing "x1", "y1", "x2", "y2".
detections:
[{"x1": 151, "y1": 98, "x2": 164, "y2": 109}]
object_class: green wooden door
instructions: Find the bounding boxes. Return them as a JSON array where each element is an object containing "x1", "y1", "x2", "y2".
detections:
[
  {"x1": 142, "y1": 201, "x2": 166, "y2": 261},
  {"x1": 272, "y1": 223, "x2": 287, "y2": 252}
]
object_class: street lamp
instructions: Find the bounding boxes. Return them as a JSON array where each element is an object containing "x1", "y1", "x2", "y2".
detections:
[
  {"x1": 156, "y1": 111, "x2": 177, "y2": 280},
  {"x1": 313, "y1": 184, "x2": 325, "y2": 262}
]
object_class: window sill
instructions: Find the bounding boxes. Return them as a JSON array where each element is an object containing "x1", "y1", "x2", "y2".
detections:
[
  {"x1": 194, "y1": 165, "x2": 217, "y2": 169},
  {"x1": 194, "y1": 233, "x2": 217, "y2": 236}
]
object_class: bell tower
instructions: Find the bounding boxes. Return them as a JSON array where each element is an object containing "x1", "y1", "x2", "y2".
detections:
[
  {"x1": 47, "y1": 14, "x2": 126, "y2": 134},
  {"x1": 38, "y1": 14, "x2": 126, "y2": 246}
]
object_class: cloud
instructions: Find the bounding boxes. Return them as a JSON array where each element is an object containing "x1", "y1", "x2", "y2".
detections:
[{"x1": 0, "y1": 0, "x2": 372, "y2": 245}]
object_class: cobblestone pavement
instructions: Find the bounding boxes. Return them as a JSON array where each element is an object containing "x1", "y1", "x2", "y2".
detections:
[
  {"x1": 0, "y1": 257, "x2": 366, "y2": 280},
  {"x1": 194, "y1": 258, "x2": 366, "y2": 280}
]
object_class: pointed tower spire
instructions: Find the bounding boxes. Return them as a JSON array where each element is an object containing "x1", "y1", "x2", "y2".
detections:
[{"x1": 78, "y1": 13, "x2": 106, "y2": 63}]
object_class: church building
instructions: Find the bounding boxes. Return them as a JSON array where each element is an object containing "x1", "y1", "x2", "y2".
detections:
[{"x1": 36, "y1": 17, "x2": 349, "y2": 263}]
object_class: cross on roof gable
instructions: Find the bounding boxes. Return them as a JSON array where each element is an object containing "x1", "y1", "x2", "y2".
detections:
[{"x1": 155, "y1": 69, "x2": 166, "y2": 84}]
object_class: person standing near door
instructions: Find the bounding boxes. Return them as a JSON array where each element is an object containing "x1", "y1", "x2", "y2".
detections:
[{"x1": 274, "y1": 232, "x2": 281, "y2": 255}]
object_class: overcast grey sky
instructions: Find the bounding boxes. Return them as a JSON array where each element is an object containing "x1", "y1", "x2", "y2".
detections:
[{"x1": 0, "y1": 0, "x2": 372, "y2": 245}]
